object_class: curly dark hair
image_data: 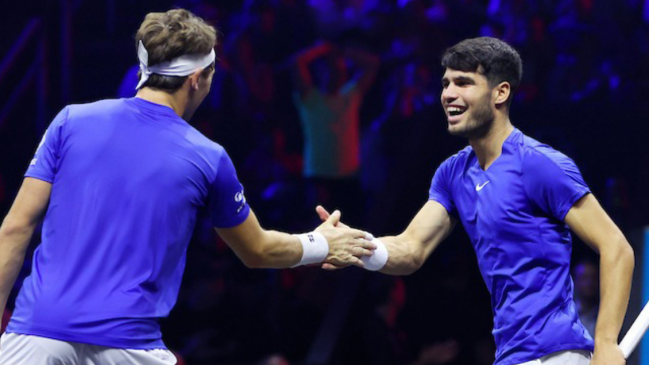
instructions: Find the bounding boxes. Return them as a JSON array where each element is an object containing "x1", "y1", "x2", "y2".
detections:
[{"x1": 441, "y1": 37, "x2": 523, "y2": 106}]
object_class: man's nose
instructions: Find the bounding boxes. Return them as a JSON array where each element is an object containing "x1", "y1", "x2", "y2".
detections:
[{"x1": 441, "y1": 85, "x2": 459, "y2": 103}]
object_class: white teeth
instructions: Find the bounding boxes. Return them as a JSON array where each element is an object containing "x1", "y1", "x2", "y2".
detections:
[{"x1": 447, "y1": 107, "x2": 464, "y2": 113}]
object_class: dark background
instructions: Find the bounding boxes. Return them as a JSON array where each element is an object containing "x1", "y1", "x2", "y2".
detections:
[{"x1": 1, "y1": 0, "x2": 649, "y2": 364}]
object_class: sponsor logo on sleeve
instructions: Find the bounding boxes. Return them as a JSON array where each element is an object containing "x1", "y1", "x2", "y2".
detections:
[{"x1": 235, "y1": 189, "x2": 247, "y2": 213}]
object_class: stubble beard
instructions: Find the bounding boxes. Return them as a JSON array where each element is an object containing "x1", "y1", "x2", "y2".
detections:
[{"x1": 447, "y1": 93, "x2": 495, "y2": 139}]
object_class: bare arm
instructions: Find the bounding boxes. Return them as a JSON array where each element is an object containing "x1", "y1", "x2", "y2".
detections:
[
  {"x1": 0, "y1": 178, "x2": 51, "y2": 321},
  {"x1": 216, "y1": 209, "x2": 374, "y2": 269},
  {"x1": 343, "y1": 47, "x2": 380, "y2": 95},
  {"x1": 294, "y1": 42, "x2": 335, "y2": 97},
  {"x1": 318, "y1": 201, "x2": 455, "y2": 275},
  {"x1": 565, "y1": 194, "x2": 634, "y2": 365}
]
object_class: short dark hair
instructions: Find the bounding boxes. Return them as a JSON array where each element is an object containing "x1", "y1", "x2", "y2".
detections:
[
  {"x1": 135, "y1": 9, "x2": 217, "y2": 93},
  {"x1": 441, "y1": 37, "x2": 522, "y2": 106}
]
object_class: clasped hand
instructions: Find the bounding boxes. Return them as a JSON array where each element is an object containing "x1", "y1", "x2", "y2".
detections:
[{"x1": 314, "y1": 206, "x2": 374, "y2": 270}]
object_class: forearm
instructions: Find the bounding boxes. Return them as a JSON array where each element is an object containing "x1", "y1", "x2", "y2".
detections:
[
  {"x1": 220, "y1": 209, "x2": 368, "y2": 270},
  {"x1": 378, "y1": 234, "x2": 425, "y2": 276},
  {"x1": 594, "y1": 237, "x2": 634, "y2": 345},
  {"x1": 0, "y1": 223, "x2": 34, "y2": 315},
  {"x1": 369, "y1": 202, "x2": 453, "y2": 275},
  {"x1": 250, "y1": 230, "x2": 303, "y2": 269}
]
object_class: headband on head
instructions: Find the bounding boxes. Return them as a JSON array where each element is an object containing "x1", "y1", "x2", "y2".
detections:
[{"x1": 136, "y1": 40, "x2": 216, "y2": 90}]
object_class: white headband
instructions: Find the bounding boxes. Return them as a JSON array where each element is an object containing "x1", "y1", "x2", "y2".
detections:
[{"x1": 136, "y1": 40, "x2": 216, "y2": 90}]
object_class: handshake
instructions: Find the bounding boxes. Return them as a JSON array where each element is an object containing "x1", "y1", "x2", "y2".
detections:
[{"x1": 296, "y1": 205, "x2": 388, "y2": 272}]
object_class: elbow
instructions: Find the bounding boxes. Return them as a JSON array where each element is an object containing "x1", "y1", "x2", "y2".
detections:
[
  {"x1": 602, "y1": 234, "x2": 635, "y2": 269},
  {"x1": 0, "y1": 219, "x2": 32, "y2": 239},
  {"x1": 615, "y1": 234, "x2": 634, "y2": 263},
  {"x1": 619, "y1": 238, "x2": 635, "y2": 269}
]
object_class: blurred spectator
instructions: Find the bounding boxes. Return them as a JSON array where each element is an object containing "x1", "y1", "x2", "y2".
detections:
[
  {"x1": 307, "y1": 0, "x2": 384, "y2": 39},
  {"x1": 293, "y1": 41, "x2": 379, "y2": 226},
  {"x1": 361, "y1": 60, "x2": 437, "y2": 200}
]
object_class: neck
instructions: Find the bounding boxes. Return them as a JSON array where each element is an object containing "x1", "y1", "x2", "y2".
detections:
[
  {"x1": 469, "y1": 115, "x2": 514, "y2": 170},
  {"x1": 136, "y1": 87, "x2": 187, "y2": 118}
]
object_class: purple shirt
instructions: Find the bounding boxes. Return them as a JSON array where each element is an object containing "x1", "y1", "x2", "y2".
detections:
[
  {"x1": 429, "y1": 128, "x2": 594, "y2": 365},
  {"x1": 8, "y1": 98, "x2": 250, "y2": 349}
]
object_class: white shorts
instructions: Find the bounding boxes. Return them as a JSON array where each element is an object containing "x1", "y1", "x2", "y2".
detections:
[
  {"x1": 516, "y1": 350, "x2": 591, "y2": 365},
  {"x1": 0, "y1": 333, "x2": 177, "y2": 365}
]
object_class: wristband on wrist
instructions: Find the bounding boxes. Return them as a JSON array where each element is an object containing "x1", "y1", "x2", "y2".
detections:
[
  {"x1": 362, "y1": 234, "x2": 388, "y2": 271},
  {"x1": 291, "y1": 232, "x2": 329, "y2": 267}
]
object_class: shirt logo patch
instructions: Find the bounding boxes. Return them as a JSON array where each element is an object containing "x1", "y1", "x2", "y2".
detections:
[
  {"x1": 476, "y1": 181, "x2": 490, "y2": 191},
  {"x1": 235, "y1": 190, "x2": 247, "y2": 213}
]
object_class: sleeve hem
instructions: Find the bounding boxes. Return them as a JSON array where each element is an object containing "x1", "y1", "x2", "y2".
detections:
[
  {"x1": 428, "y1": 196, "x2": 455, "y2": 217},
  {"x1": 24, "y1": 173, "x2": 54, "y2": 184},
  {"x1": 559, "y1": 189, "x2": 590, "y2": 221},
  {"x1": 212, "y1": 205, "x2": 251, "y2": 229}
]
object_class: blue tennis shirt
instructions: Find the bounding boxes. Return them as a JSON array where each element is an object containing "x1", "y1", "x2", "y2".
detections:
[
  {"x1": 429, "y1": 128, "x2": 594, "y2": 365},
  {"x1": 8, "y1": 97, "x2": 250, "y2": 349}
]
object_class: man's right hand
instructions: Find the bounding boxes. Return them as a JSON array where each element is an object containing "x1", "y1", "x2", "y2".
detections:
[{"x1": 314, "y1": 209, "x2": 375, "y2": 269}]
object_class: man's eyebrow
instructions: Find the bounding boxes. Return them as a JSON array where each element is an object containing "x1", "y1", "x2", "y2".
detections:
[
  {"x1": 441, "y1": 75, "x2": 476, "y2": 85},
  {"x1": 454, "y1": 76, "x2": 475, "y2": 83}
]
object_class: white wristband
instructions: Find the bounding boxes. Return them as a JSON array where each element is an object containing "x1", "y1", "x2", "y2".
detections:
[
  {"x1": 362, "y1": 234, "x2": 388, "y2": 271},
  {"x1": 292, "y1": 232, "x2": 329, "y2": 267}
]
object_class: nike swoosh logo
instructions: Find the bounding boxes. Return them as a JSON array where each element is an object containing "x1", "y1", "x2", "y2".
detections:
[{"x1": 476, "y1": 181, "x2": 490, "y2": 191}]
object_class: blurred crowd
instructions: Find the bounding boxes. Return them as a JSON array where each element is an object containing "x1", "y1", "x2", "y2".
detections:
[{"x1": 3, "y1": 0, "x2": 649, "y2": 364}]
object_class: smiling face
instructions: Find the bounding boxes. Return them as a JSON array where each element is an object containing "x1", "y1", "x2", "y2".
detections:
[{"x1": 441, "y1": 68, "x2": 496, "y2": 139}]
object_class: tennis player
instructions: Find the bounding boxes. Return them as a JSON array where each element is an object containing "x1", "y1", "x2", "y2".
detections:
[
  {"x1": 0, "y1": 9, "x2": 373, "y2": 364},
  {"x1": 318, "y1": 37, "x2": 633, "y2": 365}
]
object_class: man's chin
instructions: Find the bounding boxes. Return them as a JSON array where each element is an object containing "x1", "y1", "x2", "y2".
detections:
[{"x1": 447, "y1": 124, "x2": 469, "y2": 137}]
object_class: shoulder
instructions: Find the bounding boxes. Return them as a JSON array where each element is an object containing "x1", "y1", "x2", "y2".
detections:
[
  {"x1": 184, "y1": 127, "x2": 226, "y2": 157},
  {"x1": 439, "y1": 145, "x2": 473, "y2": 172},
  {"x1": 60, "y1": 99, "x2": 130, "y2": 130},
  {"x1": 517, "y1": 133, "x2": 586, "y2": 192},
  {"x1": 46, "y1": 100, "x2": 121, "y2": 131},
  {"x1": 432, "y1": 145, "x2": 473, "y2": 186},
  {"x1": 65, "y1": 99, "x2": 124, "y2": 118},
  {"x1": 518, "y1": 134, "x2": 579, "y2": 176}
]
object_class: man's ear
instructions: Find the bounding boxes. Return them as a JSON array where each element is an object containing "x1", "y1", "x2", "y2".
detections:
[
  {"x1": 188, "y1": 69, "x2": 202, "y2": 90},
  {"x1": 493, "y1": 81, "x2": 511, "y2": 107}
]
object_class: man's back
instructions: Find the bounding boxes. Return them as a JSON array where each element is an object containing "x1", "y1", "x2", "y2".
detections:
[{"x1": 7, "y1": 97, "x2": 249, "y2": 349}]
